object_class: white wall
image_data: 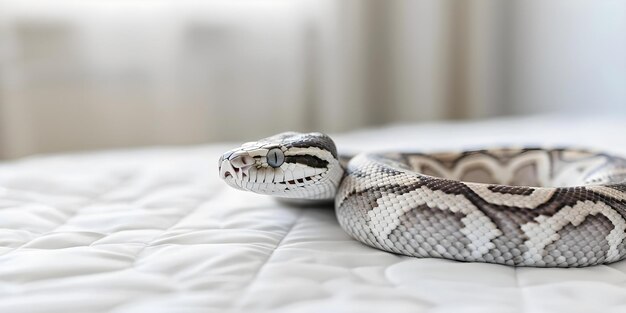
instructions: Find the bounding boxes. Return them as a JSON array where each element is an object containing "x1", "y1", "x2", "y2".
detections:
[
  {"x1": 0, "y1": 0, "x2": 624, "y2": 159},
  {"x1": 510, "y1": 0, "x2": 626, "y2": 114}
]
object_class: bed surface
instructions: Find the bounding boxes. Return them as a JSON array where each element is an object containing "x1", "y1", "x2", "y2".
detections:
[{"x1": 1, "y1": 115, "x2": 626, "y2": 313}]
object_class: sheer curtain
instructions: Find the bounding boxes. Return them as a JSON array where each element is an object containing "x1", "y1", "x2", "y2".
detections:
[{"x1": 0, "y1": 0, "x2": 624, "y2": 159}]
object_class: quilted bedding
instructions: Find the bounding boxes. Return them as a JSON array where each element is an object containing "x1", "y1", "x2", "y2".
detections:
[{"x1": 1, "y1": 115, "x2": 626, "y2": 313}]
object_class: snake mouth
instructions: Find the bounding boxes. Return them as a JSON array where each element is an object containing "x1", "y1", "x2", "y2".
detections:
[
  {"x1": 222, "y1": 167, "x2": 248, "y2": 179},
  {"x1": 277, "y1": 176, "x2": 316, "y2": 185}
]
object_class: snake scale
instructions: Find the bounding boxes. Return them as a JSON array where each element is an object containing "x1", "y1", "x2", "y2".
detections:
[{"x1": 219, "y1": 132, "x2": 626, "y2": 267}]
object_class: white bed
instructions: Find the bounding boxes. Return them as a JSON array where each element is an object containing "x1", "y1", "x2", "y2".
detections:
[{"x1": 1, "y1": 115, "x2": 626, "y2": 313}]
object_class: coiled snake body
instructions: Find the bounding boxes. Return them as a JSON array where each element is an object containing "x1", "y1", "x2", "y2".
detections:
[{"x1": 219, "y1": 132, "x2": 626, "y2": 267}]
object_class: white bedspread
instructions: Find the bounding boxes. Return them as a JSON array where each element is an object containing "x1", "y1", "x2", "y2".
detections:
[{"x1": 1, "y1": 115, "x2": 626, "y2": 313}]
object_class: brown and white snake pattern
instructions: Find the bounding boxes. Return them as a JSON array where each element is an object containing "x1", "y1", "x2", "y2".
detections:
[{"x1": 219, "y1": 132, "x2": 626, "y2": 267}]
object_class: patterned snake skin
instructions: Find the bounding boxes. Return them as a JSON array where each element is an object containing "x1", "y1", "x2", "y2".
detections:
[{"x1": 219, "y1": 132, "x2": 626, "y2": 267}]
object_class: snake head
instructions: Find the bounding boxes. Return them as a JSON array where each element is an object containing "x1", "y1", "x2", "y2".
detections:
[{"x1": 219, "y1": 132, "x2": 343, "y2": 200}]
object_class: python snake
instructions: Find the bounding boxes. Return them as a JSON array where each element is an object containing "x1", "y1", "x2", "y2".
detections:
[{"x1": 219, "y1": 132, "x2": 626, "y2": 267}]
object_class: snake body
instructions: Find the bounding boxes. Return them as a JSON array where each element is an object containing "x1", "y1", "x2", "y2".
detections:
[{"x1": 219, "y1": 132, "x2": 626, "y2": 267}]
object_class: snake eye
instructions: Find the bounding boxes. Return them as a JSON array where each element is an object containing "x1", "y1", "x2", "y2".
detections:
[{"x1": 267, "y1": 148, "x2": 285, "y2": 168}]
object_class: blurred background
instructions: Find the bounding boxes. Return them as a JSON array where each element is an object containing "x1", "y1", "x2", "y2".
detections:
[{"x1": 0, "y1": 0, "x2": 624, "y2": 159}]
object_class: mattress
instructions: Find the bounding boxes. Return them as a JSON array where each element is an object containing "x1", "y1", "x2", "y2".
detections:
[{"x1": 1, "y1": 115, "x2": 626, "y2": 313}]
